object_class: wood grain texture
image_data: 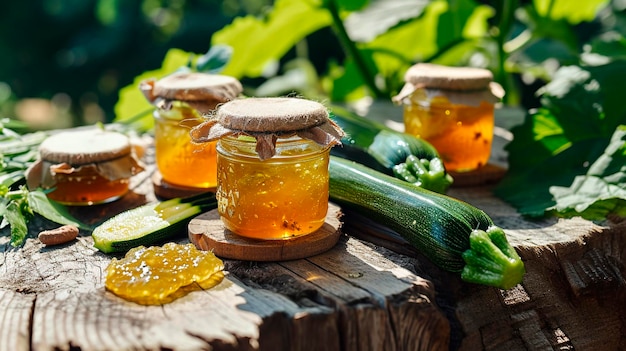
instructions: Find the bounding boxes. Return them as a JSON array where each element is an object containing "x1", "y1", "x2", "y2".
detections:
[
  {"x1": 2, "y1": 129, "x2": 626, "y2": 350},
  {"x1": 0, "y1": 289, "x2": 33, "y2": 351},
  {"x1": 1, "y1": 232, "x2": 449, "y2": 351}
]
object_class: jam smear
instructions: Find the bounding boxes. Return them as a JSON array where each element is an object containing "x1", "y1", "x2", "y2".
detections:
[{"x1": 105, "y1": 243, "x2": 224, "y2": 305}]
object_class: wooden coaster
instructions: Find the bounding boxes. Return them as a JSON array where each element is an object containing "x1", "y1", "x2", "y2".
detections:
[
  {"x1": 188, "y1": 203, "x2": 343, "y2": 261},
  {"x1": 449, "y1": 163, "x2": 507, "y2": 187},
  {"x1": 152, "y1": 171, "x2": 215, "y2": 199}
]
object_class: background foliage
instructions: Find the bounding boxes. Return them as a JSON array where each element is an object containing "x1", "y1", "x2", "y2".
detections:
[
  {"x1": 0, "y1": 0, "x2": 272, "y2": 128},
  {"x1": 1, "y1": 0, "x2": 623, "y2": 131}
]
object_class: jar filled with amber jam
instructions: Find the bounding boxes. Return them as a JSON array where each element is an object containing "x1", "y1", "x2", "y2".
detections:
[
  {"x1": 141, "y1": 72, "x2": 242, "y2": 195},
  {"x1": 26, "y1": 129, "x2": 145, "y2": 205},
  {"x1": 190, "y1": 97, "x2": 345, "y2": 240},
  {"x1": 394, "y1": 64, "x2": 504, "y2": 172}
]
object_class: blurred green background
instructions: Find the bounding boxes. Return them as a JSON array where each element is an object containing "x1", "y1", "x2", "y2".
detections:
[{"x1": 0, "y1": 0, "x2": 622, "y2": 131}]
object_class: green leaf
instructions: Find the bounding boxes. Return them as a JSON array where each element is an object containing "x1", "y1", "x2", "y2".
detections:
[
  {"x1": 342, "y1": 0, "x2": 432, "y2": 43},
  {"x1": 6, "y1": 201, "x2": 28, "y2": 247},
  {"x1": 435, "y1": 0, "x2": 481, "y2": 48},
  {"x1": 587, "y1": 33, "x2": 626, "y2": 60},
  {"x1": 496, "y1": 61, "x2": 626, "y2": 217},
  {"x1": 195, "y1": 45, "x2": 233, "y2": 73},
  {"x1": 0, "y1": 198, "x2": 7, "y2": 217},
  {"x1": 335, "y1": 0, "x2": 370, "y2": 12},
  {"x1": 212, "y1": 0, "x2": 332, "y2": 78},
  {"x1": 0, "y1": 170, "x2": 25, "y2": 187},
  {"x1": 254, "y1": 58, "x2": 322, "y2": 98},
  {"x1": 533, "y1": 0, "x2": 609, "y2": 24},
  {"x1": 113, "y1": 48, "x2": 195, "y2": 132},
  {"x1": 548, "y1": 125, "x2": 626, "y2": 220},
  {"x1": 27, "y1": 190, "x2": 91, "y2": 230}
]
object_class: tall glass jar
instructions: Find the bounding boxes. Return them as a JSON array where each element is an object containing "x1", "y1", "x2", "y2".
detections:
[
  {"x1": 217, "y1": 135, "x2": 331, "y2": 239},
  {"x1": 395, "y1": 64, "x2": 504, "y2": 172},
  {"x1": 141, "y1": 72, "x2": 243, "y2": 195},
  {"x1": 153, "y1": 104, "x2": 219, "y2": 189}
]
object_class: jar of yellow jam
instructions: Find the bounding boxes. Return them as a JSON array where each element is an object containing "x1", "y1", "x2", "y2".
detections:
[
  {"x1": 141, "y1": 72, "x2": 242, "y2": 195},
  {"x1": 26, "y1": 128, "x2": 145, "y2": 205},
  {"x1": 394, "y1": 64, "x2": 504, "y2": 172},
  {"x1": 190, "y1": 97, "x2": 345, "y2": 240}
]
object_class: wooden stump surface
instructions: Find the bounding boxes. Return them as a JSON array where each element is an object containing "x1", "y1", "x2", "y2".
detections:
[{"x1": 1, "y1": 122, "x2": 625, "y2": 350}]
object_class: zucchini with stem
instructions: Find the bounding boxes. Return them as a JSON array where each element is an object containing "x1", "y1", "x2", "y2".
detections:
[
  {"x1": 329, "y1": 106, "x2": 453, "y2": 193},
  {"x1": 329, "y1": 156, "x2": 525, "y2": 289},
  {"x1": 92, "y1": 192, "x2": 217, "y2": 254}
]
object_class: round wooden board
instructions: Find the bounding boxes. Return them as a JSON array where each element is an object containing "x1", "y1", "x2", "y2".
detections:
[
  {"x1": 152, "y1": 171, "x2": 215, "y2": 199},
  {"x1": 188, "y1": 202, "x2": 343, "y2": 261}
]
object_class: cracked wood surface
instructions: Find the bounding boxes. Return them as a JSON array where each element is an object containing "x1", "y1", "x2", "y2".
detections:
[
  {"x1": 0, "y1": 153, "x2": 450, "y2": 351},
  {"x1": 1, "y1": 130, "x2": 626, "y2": 350}
]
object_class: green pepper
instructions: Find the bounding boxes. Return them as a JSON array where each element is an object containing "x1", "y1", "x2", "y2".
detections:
[
  {"x1": 393, "y1": 155, "x2": 454, "y2": 194},
  {"x1": 461, "y1": 226, "x2": 526, "y2": 290}
]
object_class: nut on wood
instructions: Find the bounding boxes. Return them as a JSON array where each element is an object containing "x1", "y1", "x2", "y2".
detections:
[{"x1": 38, "y1": 225, "x2": 79, "y2": 246}]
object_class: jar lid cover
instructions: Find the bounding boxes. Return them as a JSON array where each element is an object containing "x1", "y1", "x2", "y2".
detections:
[
  {"x1": 403, "y1": 63, "x2": 493, "y2": 90},
  {"x1": 190, "y1": 97, "x2": 345, "y2": 160},
  {"x1": 27, "y1": 128, "x2": 145, "y2": 189},
  {"x1": 217, "y1": 97, "x2": 329, "y2": 132},
  {"x1": 39, "y1": 129, "x2": 132, "y2": 164},
  {"x1": 140, "y1": 72, "x2": 243, "y2": 112},
  {"x1": 393, "y1": 64, "x2": 505, "y2": 105}
]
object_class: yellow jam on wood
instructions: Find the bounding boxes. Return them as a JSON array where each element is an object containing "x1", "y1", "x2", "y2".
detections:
[
  {"x1": 154, "y1": 106, "x2": 219, "y2": 189},
  {"x1": 105, "y1": 243, "x2": 224, "y2": 305},
  {"x1": 216, "y1": 136, "x2": 330, "y2": 240},
  {"x1": 403, "y1": 95, "x2": 495, "y2": 172}
]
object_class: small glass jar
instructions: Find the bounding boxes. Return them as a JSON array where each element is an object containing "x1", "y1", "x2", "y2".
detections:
[
  {"x1": 26, "y1": 129, "x2": 145, "y2": 206},
  {"x1": 217, "y1": 135, "x2": 331, "y2": 240},
  {"x1": 395, "y1": 64, "x2": 504, "y2": 172},
  {"x1": 142, "y1": 72, "x2": 243, "y2": 192},
  {"x1": 189, "y1": 97, "x2": 345, "y2": 240}
]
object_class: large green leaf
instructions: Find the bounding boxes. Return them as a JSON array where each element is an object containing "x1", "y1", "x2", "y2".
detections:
[
  {"x1": 549, "y1": 125, "x2": 626, "y2": 220},
  {"x1": 343, "y1": 0, "x2": 432, "y2": 43},
  {"x1": 212, "y1": 0, "x2": 332, "y2": 78},
  {"x1": 533, "y1": 0, "x2": 609, "y2": 24},
  {"x1": 495, "y1": 61, "x2": 626, "y2": 217}
]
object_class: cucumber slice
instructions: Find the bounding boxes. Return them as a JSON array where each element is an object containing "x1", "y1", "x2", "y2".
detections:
[{"x1": 92, "y1": 194, "x2": 217, "y2": 254}]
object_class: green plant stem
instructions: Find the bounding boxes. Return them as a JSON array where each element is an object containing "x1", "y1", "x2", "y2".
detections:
[
  {"x1": 325, "y1": 0, "x2": 385, "y2": 98},
  {"x1": 495, "y1": 0, "x2": 518, "y2": 105}
]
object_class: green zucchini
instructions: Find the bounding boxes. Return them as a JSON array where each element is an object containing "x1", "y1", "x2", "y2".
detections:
[
  {"x1": 329, "y1": 106, "x2": 453, "y2": 193},
  {"x1": 329, "y1": 156, "x2": 525, "y2": 289},
  {"x1": 92, "y1": 192, "x2": 217, "y2": 254}
]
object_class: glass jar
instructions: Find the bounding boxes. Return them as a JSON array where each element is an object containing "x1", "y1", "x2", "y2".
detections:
[
  {"x1": 216, "y1": 135, "x2": 331, "y2": 240},
  {"x1": 26, "y1": 129, "x2": 144, "y2": 206},
  {"x1": 141, "y1": 72, "x2": 243, "y2": 193},
  {"x1": 154, "y1": 105, "x2": 219, "y2": 189},
  {"x1": 403, "y1": 91, "x2": 495, "y2": 172},
  {"x1": 396, "y1": 64, "x2": 503, "y2": 173},
  {"x1": 46, "y1": 166, "x2": 131, "y2": 205}
]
